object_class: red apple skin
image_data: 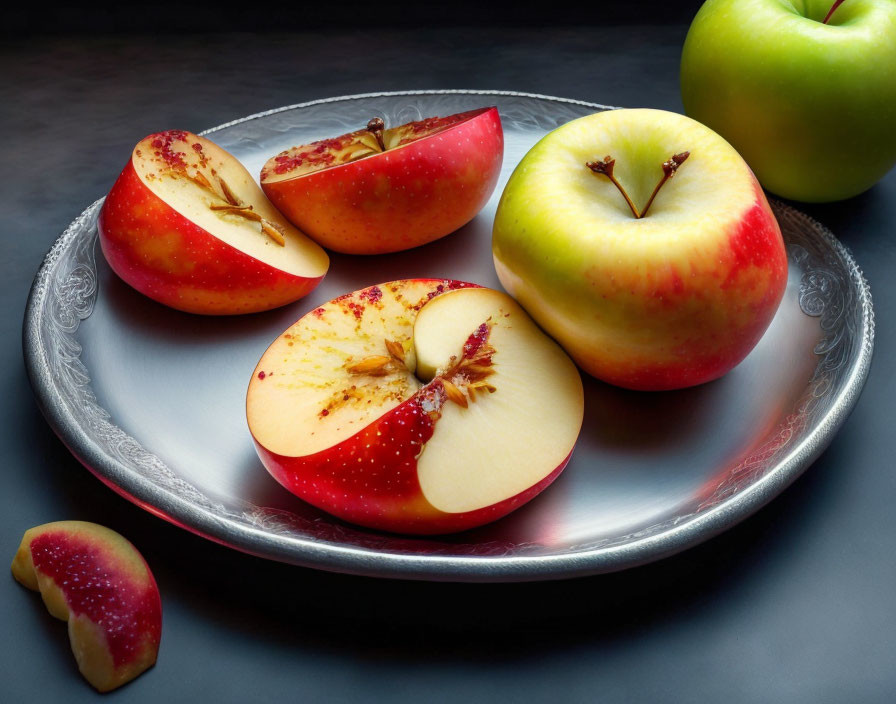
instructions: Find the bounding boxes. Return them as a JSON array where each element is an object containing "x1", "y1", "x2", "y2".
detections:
[
  {"x1": 496, "y1": 176, "x2": 788, "y2": 391},
  {"x1": 253, "y1": 392, "x2": 570, "y2": 535},
  {"x1": 590, "y1": 180, "x2": 787, "y2": 391},
  {"x1": 98, "y1": 160, "x2": 324, "y2": 315},
  {"x1": 261, "y1": 107, "x2": 504, "y2": 255},
  {"x1": 12, "y1": 521, "x2": 162, "y2": 692}
]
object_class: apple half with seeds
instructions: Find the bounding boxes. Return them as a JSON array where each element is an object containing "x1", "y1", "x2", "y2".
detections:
[
  {"x1": 246, "y1": 279, "x2": 584, "y2": 534},
  {"x1": 99, "y1": 129, "x2": 329, "y2": 315},
  {"x1": 259, "y1": 108, "x2": 504, "y2": 255},
  {"x1": 11, "y1": 521, "x2": 162, "y2": 692}
]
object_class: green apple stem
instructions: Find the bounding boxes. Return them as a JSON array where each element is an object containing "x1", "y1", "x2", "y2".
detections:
[
  {"x1": 367, "y1": 117, "x2": 387, "y2": 151},
  {"x1": 586, "y1": 156, "x2": 640, "y2": 218},
  {"x1": 640, "y1": 151, "x2": 690, "y2": 218},
  {"x1": 822, "y1": 0, "x2": 847, "y2": 24}
]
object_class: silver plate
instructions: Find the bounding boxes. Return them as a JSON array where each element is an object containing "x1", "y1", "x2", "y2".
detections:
[{"x1": 24, "y1": 91, "x2": 874, "y2": 582}]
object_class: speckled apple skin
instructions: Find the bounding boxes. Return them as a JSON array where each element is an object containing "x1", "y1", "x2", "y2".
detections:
[
  {"x1": 98, "y1": 160, "x2": 324, "y2": 315},
  {"x1": 249, "y1": 277, "x2": 571, "y2": 535},
  {"x1": 11, "y1": 521, "x2": 162, "y2": 692},
  {"x1": 261, "y1": 107, "x2": 504, "y2": 255},
  {"x1": 255, "y1": 393, "x2": 571, "y2": 535}
]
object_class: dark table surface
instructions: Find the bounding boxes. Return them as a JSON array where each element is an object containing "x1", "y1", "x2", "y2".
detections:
[{"x1": 2, "y1": 9, "x2": 895, "y2": 703}]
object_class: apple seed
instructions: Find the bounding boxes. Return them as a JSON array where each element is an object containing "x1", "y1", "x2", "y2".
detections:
[
  {"x1": 385, "y1": 338, "x2": 406, "y2": 363},
  {"x1": 346, "y1": 355, "x2": 392, "y2": 375},
  {"x1": 366, "y1": 117, "x2": 387, "y2": 151},
  {"x1": 217, "y1": 176, "x2": 241, "y2": 206},
  {"x1": 441, "y1": 378, "x2": 468, "y2": 408}
]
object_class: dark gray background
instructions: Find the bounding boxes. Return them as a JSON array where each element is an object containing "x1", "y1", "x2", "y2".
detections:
[{"x1": 3, "y1": 3, "x2": 895, "y2": 701}]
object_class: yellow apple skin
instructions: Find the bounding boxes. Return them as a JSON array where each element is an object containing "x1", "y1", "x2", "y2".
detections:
[{"x1": 492, "y1": 109, "x2": 788, "y2": 391}]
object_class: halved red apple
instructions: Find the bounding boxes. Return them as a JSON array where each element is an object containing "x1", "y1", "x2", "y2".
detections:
[
  {"x1": 260, "y1": 108, "x2": 504, "y2": 255},
  {"x1": 98, "y1": 130, "x2": 329, "y2": 315},
  {"x1": 11, "y1": 521, "x2": 162, "y2": 692},
  {"x1": 246, "y1": 279, "x2": 584, "y2": 535}
]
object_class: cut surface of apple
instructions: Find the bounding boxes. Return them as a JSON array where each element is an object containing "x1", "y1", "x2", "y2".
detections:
[
  {"x1": 99, "y1": 129, "x2": 329, "y2": 314},
  {"x1": 11, "y1": 521, "x2": 162, "y2": 692},
  {"x1": 247, "y1": 279, "x2": 584, "y2": 534},
  {"x1": 259, "y1": 108, "x2": 504, "y2": 255}
]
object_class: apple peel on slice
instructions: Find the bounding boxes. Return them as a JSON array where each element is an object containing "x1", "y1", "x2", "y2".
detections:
[
  {"x1": 247, "y1": 279, "x2": 584, "y2": 534},
  {"x1": 11, "y1": 521, "x2": 162, "y2": 692},
  {"x1": 259, "y1": 108, "x2": 504, "y2": 255},
  {"x1": 99, "y1": 129, "x2": 329, "y2": 315}
]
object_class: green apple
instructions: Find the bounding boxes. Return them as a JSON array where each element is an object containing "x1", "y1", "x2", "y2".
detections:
[
  {"x1": 680, "y1": 0, "x2": 896, "y2": 202},
  {"x1": 492, "y1": 108, "x2": 788, "y2": 391}
]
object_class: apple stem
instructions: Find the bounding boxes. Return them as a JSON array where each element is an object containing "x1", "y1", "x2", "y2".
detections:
[
  {"x1": 586, "y1": 152, "x2": 689, "y2": 219},
  {"x1": 640, "y1": 151, "x2": 690, "y2": 218},
  {"x1": 586, "y1": 157, "x2": 640, "y2": 219},
  {"x1": 367, "y1": 117, "x2": 387, "y2": 151},
  {"x1": 822, "y1": 0, "x2": 847, "y2": 24}
]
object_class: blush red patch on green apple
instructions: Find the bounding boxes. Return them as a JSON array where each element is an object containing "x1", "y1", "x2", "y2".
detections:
[
  {"x1": 721, "y1": 180, "x2": 789, "y2": 289},
  {"x1": 11, "y1": 521, "x2": 162, "y2": 692}
]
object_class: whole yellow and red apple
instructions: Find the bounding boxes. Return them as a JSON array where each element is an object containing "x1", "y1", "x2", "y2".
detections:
[
  {"x1": 99, "y1": 130, "x2": 329, "y2": 315},
  {"x1": 246, "y1": 279, "x2": 584, "y2": 534},
  {"x1": 260, "y1": 108, "x2": 504, "y2": 255},
  {"x1": 492, "y1": 108, "x2": 788, "y2": 391}
]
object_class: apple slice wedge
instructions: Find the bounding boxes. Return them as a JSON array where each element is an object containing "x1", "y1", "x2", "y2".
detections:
[
  {"x1": 246, "y1": 279, "x2": 584, "y2": 534},
  {"x1": 260, "y1": 108, "x2": 504, "y2": 255},
  {"x1": 11, "y1": 521, "x2": 162, "y2": 692},
  {"x1": 98, "y1": 130, "x2": 329, "y2": 315}
]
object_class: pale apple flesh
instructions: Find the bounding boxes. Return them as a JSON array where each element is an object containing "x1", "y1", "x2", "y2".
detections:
[
  {"x1": 99, "y1": 130, "x2": 329, "y2": 314},
  {"x1": 247, "y1": 280, "x2": 584, "y2": 534},
  {"x1": 259, "y1": 108, "x2": 504, "y2": 255},
  {"x1": 11, "y1": 521, "x2": 162, "y2": 692},
  {"x1": 493, "y1": 108, "x2": 788, "y2": 391}
]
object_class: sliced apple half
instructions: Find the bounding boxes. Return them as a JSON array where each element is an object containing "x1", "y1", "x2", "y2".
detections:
[
  {"x1": 246, "y1": 279, "x2": 584, "y2": 534},
  {"x1": 259, "y1": 108, "x2": 504, "y2": 255},
  {"x1": 98, "y1": 129, "x2": 329, "y2": 315}
]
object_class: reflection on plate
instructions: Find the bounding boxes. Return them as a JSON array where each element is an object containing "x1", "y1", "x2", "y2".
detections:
[{"x1": 24, "y1": 91, "x2": 873, "y2": 582}]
